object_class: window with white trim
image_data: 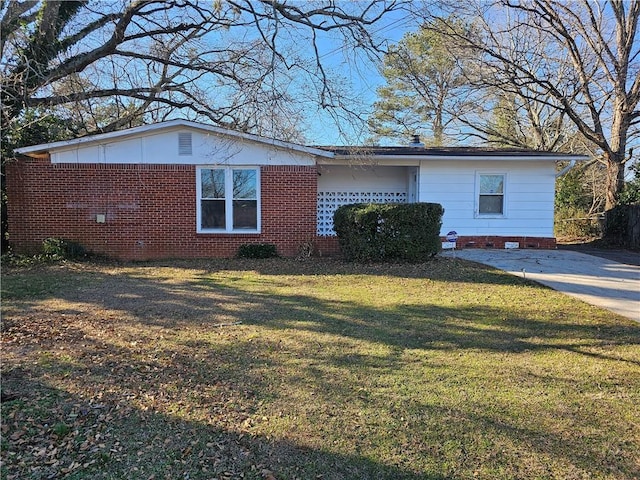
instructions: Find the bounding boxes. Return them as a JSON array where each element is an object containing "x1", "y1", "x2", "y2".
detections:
[
  {"x1": 197, "y1": 167, "x2": 260, "y2": 233},
  {"x1": 477, "y1": 173, "x2": 505, "y2": 216}
]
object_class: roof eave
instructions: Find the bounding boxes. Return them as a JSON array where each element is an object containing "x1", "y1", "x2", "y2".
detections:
[
  {"x1": 14, "y1": 119, "x2": 334, "y2": 159},
  {"x1": 322, "y1": 153, "x2": 589, "y2": 162}
]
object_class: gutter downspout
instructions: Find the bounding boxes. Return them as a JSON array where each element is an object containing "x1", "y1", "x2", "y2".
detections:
[{"x1": 556, "y1": 159, "x2": 577, "y2": 178}]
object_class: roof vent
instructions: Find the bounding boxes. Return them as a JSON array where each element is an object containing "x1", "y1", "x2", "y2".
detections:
[
  {"x1": 178, "y1": 132, "x2": 192, "y2": 155},
  {"x1": 409, "y1": 134, "x2": 424, "y2": 148}
]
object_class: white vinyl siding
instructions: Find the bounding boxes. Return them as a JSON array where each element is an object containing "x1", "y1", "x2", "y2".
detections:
[
  {"x1": 51, "y1": 128, "x2": 318, "y2": 166},
  {"x1": 418, "y1": 161, "x2": 555, "y2": 237}
]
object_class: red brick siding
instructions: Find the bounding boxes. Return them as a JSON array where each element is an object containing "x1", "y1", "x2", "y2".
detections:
[
  {"x1": 314, "y1": 236, "x2": 342, "y2": 256},
  {"x1": 448, "y1": 236, "x2": 557, "y2": 249},
  {"x1": 6, "y1": 158, "x2": 317, "y2": 260}
]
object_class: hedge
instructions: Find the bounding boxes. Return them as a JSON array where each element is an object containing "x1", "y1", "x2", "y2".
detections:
[
  {"x1": 333, "y1": 202, "x2": 444, "y2": 262},
  {"x1": 237, "y1": 243, "x2": 279, "y2": 259}
]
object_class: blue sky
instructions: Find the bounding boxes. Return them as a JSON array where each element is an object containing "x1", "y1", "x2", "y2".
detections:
[{"x1": 305, "y1": 9, "x2": 419, "y2": 145}]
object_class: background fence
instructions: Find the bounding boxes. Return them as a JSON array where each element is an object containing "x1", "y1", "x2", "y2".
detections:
[{"x1": 604, "y1": 204, "x2": 640, "y2": 248}]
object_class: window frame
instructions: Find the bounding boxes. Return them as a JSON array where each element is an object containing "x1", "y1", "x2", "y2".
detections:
[
  {"x1": 196, "y1": 166, "x2": 261, "y2": 234},
  {"x1": 475, "y1": 172, "x2": 507, "y2": 218}
]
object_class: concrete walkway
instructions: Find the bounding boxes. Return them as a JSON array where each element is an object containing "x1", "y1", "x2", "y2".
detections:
[{"x1": 440, "y1": 249, "x2": 640, "y2": 322}]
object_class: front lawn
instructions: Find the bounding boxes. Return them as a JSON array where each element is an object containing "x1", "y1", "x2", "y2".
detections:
[{"x1": 1, "y1": 258, "x2": 638, "y2": 479}]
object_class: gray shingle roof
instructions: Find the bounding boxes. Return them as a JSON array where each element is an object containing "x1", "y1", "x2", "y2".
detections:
[{"x1": 313, "y1": 145, "x2": 584, "y2": 158}]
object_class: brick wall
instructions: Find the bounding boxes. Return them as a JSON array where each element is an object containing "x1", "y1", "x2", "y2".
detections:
[
  {"x1": 314, "y1": 236, "x2": 342, "y2": 257},
  {"x1": 6, "y1": 158, "x2": 318, "y2": 260},
  {"x1": 448, "y1": 236, "x2": 557, "y2": 249}
]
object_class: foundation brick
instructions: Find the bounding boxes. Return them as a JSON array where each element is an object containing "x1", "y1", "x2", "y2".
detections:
[{"x1": 313, "y1": 235, "x2": 556, "y2": 259}]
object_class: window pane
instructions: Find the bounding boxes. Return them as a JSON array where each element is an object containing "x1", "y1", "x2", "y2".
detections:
[
  {"x1": 233, "y1": 170, "x2": 256, "y2": 199},
  {"x1": 480, "y1": 175, "x2": 504, "y2": 194},
  {"x1": 201, "y1": 169, "x2": 225, "y2": 198},
  {"x1": 201, "y1": 200, "x2": 225, "y2": 229},
  {"x1": 233, "y1": 200, "x2": 257, "y2": 229},
  {"x1": 479, "y1": 195, "x2": 504, "y2": 214}
]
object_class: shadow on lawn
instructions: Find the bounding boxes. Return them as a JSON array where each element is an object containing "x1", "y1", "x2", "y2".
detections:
[
  {"x1": 3, "y1": 314, "x2": 638, "y2": 479},
  {"x1": 108, "y1": 267, "x2": 639, "y2": 361},
  {"x1": 1, "y1": 373, "x2": 441, "y2": 480},
  {"x1": 183, "y1": 256, "x2": 528, "y2": 286},
  {"x1": 4, "y1": 258, "x2": 639, "y2": 361},
  {"x1": 2, "y1": 260, "x2": 640, "y2": 478}
]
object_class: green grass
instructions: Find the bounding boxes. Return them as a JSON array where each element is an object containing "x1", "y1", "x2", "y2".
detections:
[{"x1": 1, "y1": 257, "x2": 638, "y2": 479}]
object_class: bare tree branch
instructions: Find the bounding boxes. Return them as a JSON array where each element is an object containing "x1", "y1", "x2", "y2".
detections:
[
  {"x1": 423, "y1": 0, "x2": 639, "y2": 207},
  {"x1": 1, "y1": 0, "x2": 404, "y2": 149}
]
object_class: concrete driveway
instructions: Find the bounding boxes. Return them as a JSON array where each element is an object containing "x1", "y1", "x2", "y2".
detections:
[{"x1": 440, "y1": 249, "x2": 640, "y2": 322}]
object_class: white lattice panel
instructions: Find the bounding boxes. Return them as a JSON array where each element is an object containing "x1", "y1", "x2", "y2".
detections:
[{"x1": 317, "y1": 191, "x2": 408, "y2": 236}]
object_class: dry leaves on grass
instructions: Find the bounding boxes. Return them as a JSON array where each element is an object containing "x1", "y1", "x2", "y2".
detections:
[
  {"x1": 1, "y1": 274, "x2": 280, "y2": 479},
  {"x1": 1, "y1": 392, "x2": 123, "y2": 480},
  {"x1": 4, "y1": 258, "x2": 636, "y2": 480}
]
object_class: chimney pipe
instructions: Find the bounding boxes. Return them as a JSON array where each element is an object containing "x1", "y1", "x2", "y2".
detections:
[{"x1": 410, "y1": 134, "x2": 424, "y2": 147}]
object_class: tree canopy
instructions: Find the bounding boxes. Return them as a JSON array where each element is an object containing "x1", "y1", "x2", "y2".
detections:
[
  {"x1": 1, "y1": 0, "x2": 403, "y2": 152},
  {"x1": 368, "y1": 20, "x2": 473, "y2": 146},
  {"x1": 419, "y1": 0, "x2": 640, "y2": 208}
]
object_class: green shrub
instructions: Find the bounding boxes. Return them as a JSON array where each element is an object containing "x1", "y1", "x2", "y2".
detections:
[
  {"x1": 237, "y1": 243, "x2": 279, "y2": 259},
  {"x1": 554, "y1": 206, "x2": 602, "y2": 239},
  {"x1": 41, "y1": 237, "x2": 86, "y2": 260},
  {"x1": 333, "y1": 202, "x2": 443, "y2": 262},
  {"x1": 619, "y1": 162, "x2": 640, "y2": 205},
  {"x1": 52, "y1": 422, "x2": 71, "y2": 438}
]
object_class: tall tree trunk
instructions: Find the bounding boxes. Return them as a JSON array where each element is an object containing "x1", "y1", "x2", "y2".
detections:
[
  {"x1": 433, "y1": 107, "x2": 444, "y2": 146},
  {"x1": 606, "y1": 102, "x2": 630, "y2": 209},
  {"x1": 605, "y1": 152, "x2": 626, "y2": 210}
]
